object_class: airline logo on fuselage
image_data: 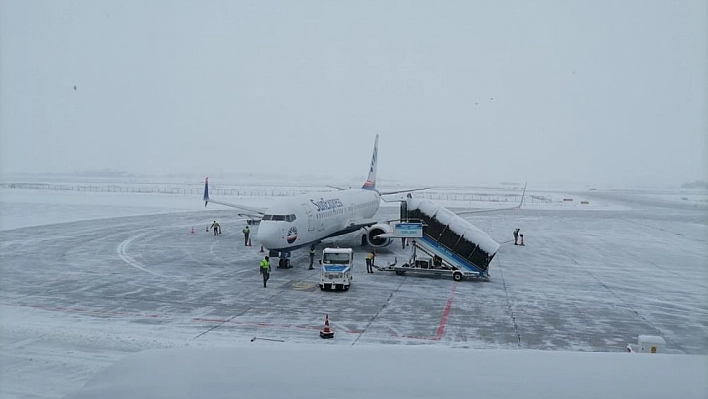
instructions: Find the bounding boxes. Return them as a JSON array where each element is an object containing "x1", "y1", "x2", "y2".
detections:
[
  {"x1": 310, "y1": 197, "x2": 344, "y2": 212},
  {"x1": 286, "y1": 226, "x2": 298, "y2": 244}
]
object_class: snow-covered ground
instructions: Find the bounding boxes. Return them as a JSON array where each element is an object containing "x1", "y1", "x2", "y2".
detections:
[{"x1": 0, "y1": 180, "x2": 706, "y2": 398}]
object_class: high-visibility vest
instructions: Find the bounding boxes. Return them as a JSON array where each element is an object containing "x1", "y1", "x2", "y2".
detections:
[
  {"x1": 366, "y1": 253, "x2": 374, "y2": 260},
  {"x1": 243, "y1": 228, "x2": 249, "y2": 234},
  {"x1": 260, "y1": 259, "x2": 270, "y2": 269}
]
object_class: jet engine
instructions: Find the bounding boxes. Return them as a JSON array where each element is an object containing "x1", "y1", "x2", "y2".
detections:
[{"x1": 365, "y1": 223, "x2": 393, "y2": 248}]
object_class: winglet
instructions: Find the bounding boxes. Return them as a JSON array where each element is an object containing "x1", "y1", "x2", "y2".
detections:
[
  {"x1": 361, "y1": 134, "x2": 379, "y2": 191},
  {"x1": 203, "y1": 177, "x2": 210, "y2": 207}
]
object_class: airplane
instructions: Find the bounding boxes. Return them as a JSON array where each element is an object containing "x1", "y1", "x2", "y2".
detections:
[{"x1": 203, "y1": 135, "x2": 419, "y2": 268}]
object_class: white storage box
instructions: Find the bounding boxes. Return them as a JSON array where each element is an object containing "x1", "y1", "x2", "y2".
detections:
[{"x1": 637, "y1": 335, "x2": 666, "y2": 353}]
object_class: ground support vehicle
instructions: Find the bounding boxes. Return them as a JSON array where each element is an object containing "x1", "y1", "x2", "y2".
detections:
[
  {"x1": 392, "y1": 199, "x2": 501, "y2": 281},
  {"x1": 394, "y1": 240, "x2": 488, "y2": 281},
  {"x1": 319, "y1": 248, "x2": 353, "y2": 291}
]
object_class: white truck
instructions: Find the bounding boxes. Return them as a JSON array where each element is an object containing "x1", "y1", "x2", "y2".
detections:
[{"x1": 318, "y1": 248, "x2": 353, "y2": 291}]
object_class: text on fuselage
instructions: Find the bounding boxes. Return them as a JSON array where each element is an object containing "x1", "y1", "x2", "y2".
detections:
[{"x1": 311, "y1": 198, "x2": 344, "y2": 212}]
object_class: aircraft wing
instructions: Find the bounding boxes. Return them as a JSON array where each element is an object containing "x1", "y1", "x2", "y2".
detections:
[
  {"x1": 202, "y1": 178, "x2": 266, "y2": 218},
  {"x1": 379, "y1": 187, "x2": 431, "y2": 195},
  {"x1": 455, "y1": 204, "x2": 521, "y2": 215},
  {"x1": 342, "y1": 218, "x2": 379, "y2": 232},
  {"x1": 327, "y1": 186, "x2": 428, "y2": 194},
  {"x1": 455, "y1": 183, "x2": 527, "y2": 215}
]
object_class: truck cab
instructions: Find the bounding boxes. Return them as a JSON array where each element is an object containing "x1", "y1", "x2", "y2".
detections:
[{"x1": 319, "y1": 248, "x2": 354, "y2": 291}]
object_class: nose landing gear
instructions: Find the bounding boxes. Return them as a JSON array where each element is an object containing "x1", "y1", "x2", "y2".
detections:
[{"x1": 276, "y1": 252, "x2": 293, "y2": 269}]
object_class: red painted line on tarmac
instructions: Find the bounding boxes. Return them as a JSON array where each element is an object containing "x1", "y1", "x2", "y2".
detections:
[
  {"x1": 194, "y1": 283, "x2": 459, "y2": 341},
  {"x1": 11, "y1": 291, "x2": 457, "y2": 341},
  {"x1": 14, "y1": 302, "x2": 149, "y2": 319},
  {"x1": 434, "y1": 283, "x2": 457, "y2": 340},
  {"x1": 193, "y1": 317, "x2": 229, "y2": 323}
]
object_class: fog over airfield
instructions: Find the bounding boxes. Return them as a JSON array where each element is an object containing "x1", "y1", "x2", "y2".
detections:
[{"x1": 0, "y1": 1, "x2": 706, "y2": 187}]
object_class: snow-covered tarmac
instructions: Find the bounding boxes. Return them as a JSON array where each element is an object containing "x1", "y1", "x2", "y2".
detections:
[{"x1": 0, "y1": 186, "x2": 707, "y2": 398}]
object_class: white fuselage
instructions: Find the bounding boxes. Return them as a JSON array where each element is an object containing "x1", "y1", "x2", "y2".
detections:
[{"x1": 258, "y1": 189, "x2": 380, "y2": 252}]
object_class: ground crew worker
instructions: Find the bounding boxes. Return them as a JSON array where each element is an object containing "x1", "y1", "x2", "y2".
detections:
[
  {"x1": 260, "y1": 256, "x2": 271, "y2": 287},
  {"x1": 243, "y1": 225, "x2": 250, "y2": 246},
  {"x1": 365, "y1": 251, "x2": 376, "y2": 273},
  {"x1": 211, "y1": 220, "x2": 221, "y2": 236},
  {"x1": 513, "y1": 228, "x2": 520, "y2": 245},
  {"x1": 309, "y1": 245, "x2": 316, "y2": 270}
]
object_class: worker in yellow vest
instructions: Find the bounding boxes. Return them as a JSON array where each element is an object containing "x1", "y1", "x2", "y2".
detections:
[
  {"x1": 260, "y1": 256, "x2": 271, "y2": 287},
  {"x1": 365, "y1": 251, "x2": 376, "y2": 274},
  {"x1": 243, "y1": 226, "x2": 250, "y2": 246},
  {"x1": 309, "y1": 245, "x2": 317, "y2": 270}
]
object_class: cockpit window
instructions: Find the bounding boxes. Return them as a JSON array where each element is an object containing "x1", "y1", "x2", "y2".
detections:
[{"x1": 262, "y1": 214, "x2": 296, "y2": 222}]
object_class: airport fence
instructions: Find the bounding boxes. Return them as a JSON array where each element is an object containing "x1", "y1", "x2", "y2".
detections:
[
  {"x1": 0, "y1": 182, "x2": 553, "y2": 203},
  {"x1": 0, "y1": 183, "x2": 313, "y2": 197}
]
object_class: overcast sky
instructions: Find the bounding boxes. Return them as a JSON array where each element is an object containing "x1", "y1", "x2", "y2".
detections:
[{"x1": 1, "y1": 0, "x2": 706, "y2": 187}]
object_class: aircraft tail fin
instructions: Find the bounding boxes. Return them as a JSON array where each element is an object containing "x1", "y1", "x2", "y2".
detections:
[
  {"x1": 362, "y1": 134, "x2": 379, "y2": 190},
  {"x1": 203, "y1": 177, "x2": 210, "y2": 207}
]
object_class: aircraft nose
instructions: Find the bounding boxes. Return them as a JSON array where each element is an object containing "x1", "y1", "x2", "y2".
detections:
[{"x1": 257, "y1": 222, "x2": 280, "y2": 249}]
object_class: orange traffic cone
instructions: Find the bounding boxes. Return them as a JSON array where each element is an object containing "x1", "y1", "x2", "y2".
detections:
[
  {"x1": 260, "y1": 245, "x2": 264, "y2": 253},
  {"x1": 319, "y1": 314, "x2": 334, "y2": 339}
]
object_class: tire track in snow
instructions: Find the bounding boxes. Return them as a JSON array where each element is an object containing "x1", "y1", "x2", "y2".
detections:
[
  {"x1": 116, "y1": 232, "x2": 171, "y2": 278},
  {"x1": 191, "y1": 283, "x2": 286, "y2": 340},
  {"x1": 488, "y1": 221, "x2": 522, "y2": 347},
  {"x1": 497, "y1": 255, "x2": 522, "y2": 348},
  {"x1": 351, "y1": 277, "x2": 407, "y2": 346},
  {"x1": 571, "y1": 257, "x2": 662, "y2": 335}
]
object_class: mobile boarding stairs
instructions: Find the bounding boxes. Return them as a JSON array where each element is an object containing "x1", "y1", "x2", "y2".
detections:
[{"x1": 373, "y1": 221, "x2": 493, "y2": 282}]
